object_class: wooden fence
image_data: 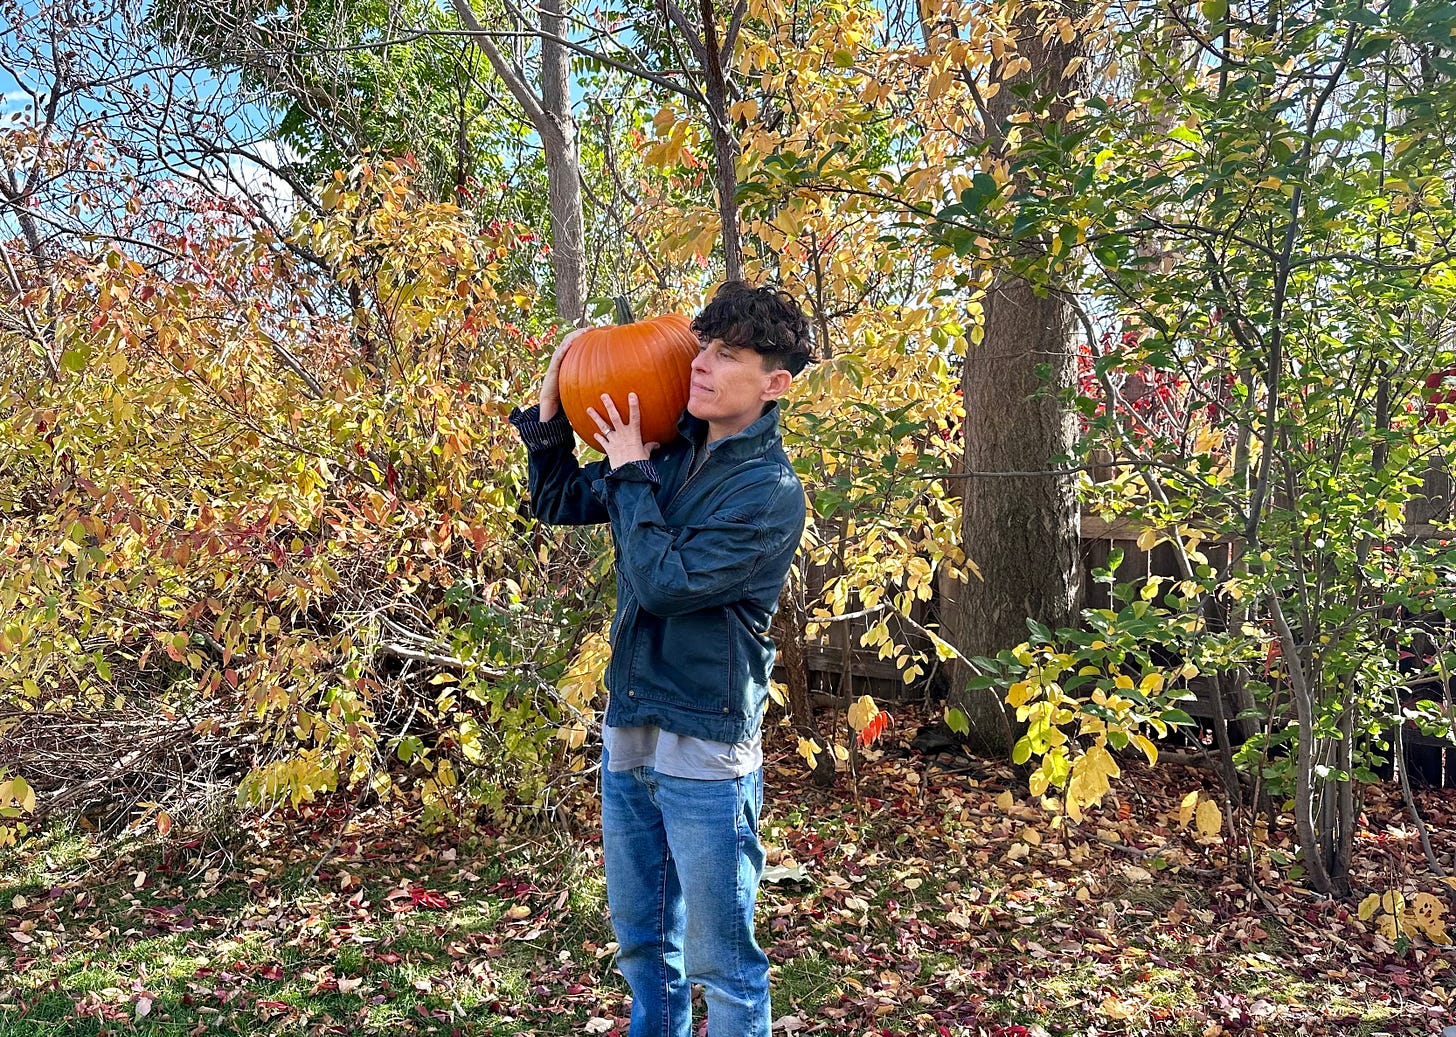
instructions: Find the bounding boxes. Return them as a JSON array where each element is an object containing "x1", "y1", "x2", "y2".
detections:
[{"x1": 798, "y1": 472, "x2": 1456, "y2": 769}]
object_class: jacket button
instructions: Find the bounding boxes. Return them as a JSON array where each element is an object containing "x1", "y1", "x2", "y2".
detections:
[
  {"x1": 627, "y1": 689, "x2": 635, "y2": 697},
  {"x1": 723, "y1": 707, "x2": 729, "y2": 713}
]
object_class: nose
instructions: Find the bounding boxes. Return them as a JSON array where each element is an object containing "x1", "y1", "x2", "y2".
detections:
[{"x1": 691, "y1": 350, "x2": 709, "y2": 374}]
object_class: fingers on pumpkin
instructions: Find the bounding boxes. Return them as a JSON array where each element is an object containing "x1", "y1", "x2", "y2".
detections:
[{"x1": 598, "y1": 392, "x2": 639, "y2": 430}]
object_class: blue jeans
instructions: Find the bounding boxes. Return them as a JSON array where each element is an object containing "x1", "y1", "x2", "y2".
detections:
[{"x1": 601, "y1": 748, "x2": 770, "y2": 1037}]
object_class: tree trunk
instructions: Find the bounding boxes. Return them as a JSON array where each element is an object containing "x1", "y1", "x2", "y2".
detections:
[
  {"x1": 536, "y1": 0, "x2": 586, "y2": 322},
  {"x1": 695, "y1": 0, "x2": 742, "y2": 281},
  {"x1": 1, "y1": 163, "x2": 60, "y2": 381},
  {"x1": 1270, "y1": 595, "x2": 1341, "y2": 895},
  {"x1": 943, "y1": 5, "x2": 1085, "y2": 757},
  {"x1": 453, "y1": 0, "x2": 585, "y2": 323},
  {"x1": 772, "y1": 574, "x2": 835, "y2": 786},
  {"x1": 947, "y1": 280, "x2": 1081, "y2": 755}
]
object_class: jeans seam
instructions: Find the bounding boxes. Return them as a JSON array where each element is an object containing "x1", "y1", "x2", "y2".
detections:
[
  {"x1": 661, "y1": 844, "x2": 669, "y2": 1037},
  {"x1": 734, "y1": 775, "x2": 747, "y2": 1019}
]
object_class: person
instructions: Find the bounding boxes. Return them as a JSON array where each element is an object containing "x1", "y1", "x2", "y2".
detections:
[{"x1": 509, "y1": 280, "x2": 813, "y2": 1037}]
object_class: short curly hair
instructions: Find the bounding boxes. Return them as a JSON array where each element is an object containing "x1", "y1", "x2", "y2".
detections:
[{"x1": 690, "y1": 281, "x2": 815, "y2": 375}]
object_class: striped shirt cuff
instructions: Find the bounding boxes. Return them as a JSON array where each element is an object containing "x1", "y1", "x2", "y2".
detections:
[
  {"x1": 607, "y1": 459, "x2": 660, "y2": 483},
  {"x1": 509, "y1": 404, "x2": 575, "y2": 450}
]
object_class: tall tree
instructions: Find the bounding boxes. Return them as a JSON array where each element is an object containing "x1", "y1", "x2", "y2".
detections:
[
  {"x1": 652, "y1": 0, "x2": 749, "y2": 280},
  {"x1": 147, "y1": 0, "x2": 518, "y2": 200},
  {"x1": 452, "y1": 0, "x2": 587, "y2": 322},
  {"x1": 975, "y1": 0, "x2": 1456, "y2": 894},
  {"x1": 936, "y1": 3, "x2": 1087, "y2": 755}
]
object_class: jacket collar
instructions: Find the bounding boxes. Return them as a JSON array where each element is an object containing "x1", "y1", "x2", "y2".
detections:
[{"x1": 676, "y1": 402, "x2": 783, "y2": 462}]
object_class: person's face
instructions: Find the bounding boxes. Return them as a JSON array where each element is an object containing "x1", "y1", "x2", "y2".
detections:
[{"x1": 688, "y1": 337, "x2": 791, "y2": 439}]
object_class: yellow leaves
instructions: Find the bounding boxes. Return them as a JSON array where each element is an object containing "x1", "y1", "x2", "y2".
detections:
[
  {"x1": 797, "y1": 736, "x2": 823, "y2": 770},
  {"x1": 1360, "y1": 890, "x2": 1451, "y2": 945},
  {"x1": 728, "y1": 99, "x2": 759, "y2": 123},
  {"x1": 1195, "y1": 799, "x2": 1222, "y2": 839},
  {"x1": 1177, "y1": 789, "x2": 1199, "y2": 827},
  {"x1": 1409, "y1": 892, "x2": 1452, "y2": 944},
  {"x1": 1139, "y1": 671, "x2": 1165, "y2": 695},
  {"x1": 1359, "y1": 890, "x2": 1404, "y2": 922},
  {"x1": 745, "y1": 0, "x2": 785, "y2": 25},
  {"x1": 0, "y1": 152, "x2": 576, "y2": 826},
  {"x1": 860, "y1": 79, "x2": 898, "y2": 106},
  {"x1": 1178, "y1": 789, "x2": 1223, "y2": 839},
  {"x1": 1192, "y1": 426, "x2": 1225, "y2": 456},
  {"x1": 1028, "y1": 746, "x2": 1069, "y2": 798},
  {"x1": 847, "y1": 694, "x2": 880, "y2": 733},
  {"x1": 458, "y1": 718, "x2": 487, "y2": 763},
  {"x1": 0, "y1": 776, "x2": 36, "y2": 816},
  {"x1": 1099, "y1": 996, "x2": 1134, "y2": 1021},
  {"x1": 642, "y1": 107, "x2": 701, "y2": 171},
  {"x1": 848, "y1": 694, "x2": 891, "y2": 746},
  {"x1": 773, "y1": 208, "x2": 805, "y2": 239},
  {"x1": 237, "y1": 752, "x2": 339, "y2": 809},
  {"x1": 556, "y1": 632, "x2": 609, "y2": 720},
  {"x1": 929, "y1": 630, "x2": 961, "y2": 662},
  {"x1": 925, "y1": 71, "x2": 956, "y2": 102},
  {"x1": 1064, "y1": 742, "x2": 1119, "y2": 822}
]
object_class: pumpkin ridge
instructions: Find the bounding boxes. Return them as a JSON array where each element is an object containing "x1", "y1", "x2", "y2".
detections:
[{"x1": 557, "y1": 314, "x2": 696, "y2": 448}]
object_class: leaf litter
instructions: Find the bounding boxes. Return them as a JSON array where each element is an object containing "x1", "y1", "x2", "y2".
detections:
[{"x1": 0, "y1": 709, "x2": 1452, "y2": 1036}]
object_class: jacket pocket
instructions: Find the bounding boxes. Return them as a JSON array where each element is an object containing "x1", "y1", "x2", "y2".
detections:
[{"x1": 631, "y1": 610, "x2": 732, "y2": 715}]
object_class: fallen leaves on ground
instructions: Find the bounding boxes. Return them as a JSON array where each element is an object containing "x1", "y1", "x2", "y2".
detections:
[{"x1": 1, "y1": 709, "x2": 1453, "y2": 1035}]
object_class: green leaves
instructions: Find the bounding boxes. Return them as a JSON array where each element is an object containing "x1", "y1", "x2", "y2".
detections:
[{"x1": 957, "y1": 172, "x2": 1001, "y2": 217}]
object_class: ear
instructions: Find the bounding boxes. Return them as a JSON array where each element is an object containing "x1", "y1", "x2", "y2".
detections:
[{"x1": 760, "y1": 368, "x2": 793, "y2": 401}]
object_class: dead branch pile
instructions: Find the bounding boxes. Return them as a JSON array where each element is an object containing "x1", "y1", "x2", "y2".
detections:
[{"x1": 0, "y1": 705, "x2": 258, "y2": 833}]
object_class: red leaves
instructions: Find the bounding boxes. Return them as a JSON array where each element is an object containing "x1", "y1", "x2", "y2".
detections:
[
  {"x1": 384, "y1": 883, "x2": 453, "y2": 913},
  {"x1": 408, "y1": 886, "x2": 451, "y2": 911},
  {"x1": 858, "y1": 710, "x2": 891, "y2": 747}
]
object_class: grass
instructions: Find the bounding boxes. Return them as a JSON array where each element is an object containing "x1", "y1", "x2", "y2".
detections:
[
  {"x1": 0, "y1": 816, "x2": 623, "y2": 1037},
  {"x1": 2, "y1": 747, "x2": 1453, "y2": 1036}
]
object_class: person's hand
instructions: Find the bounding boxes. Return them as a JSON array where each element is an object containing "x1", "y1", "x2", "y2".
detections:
[
  {"x1": 588, "y1": 392, "x2": 659, "y2": 470},
  {"x1": 539, "y1": 328, "x2": 589, "y2": 421}
]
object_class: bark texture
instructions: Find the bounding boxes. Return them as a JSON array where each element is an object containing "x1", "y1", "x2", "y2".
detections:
[
  {"x1": 943, "y1": 5, "x2": 1086, "y2": 756},
  {"x1": 453, "y1": 0, "x2": 585, "y2": 323}
]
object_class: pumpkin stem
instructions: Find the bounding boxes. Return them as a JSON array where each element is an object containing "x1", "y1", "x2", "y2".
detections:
[{"x1": 613, "y1": 295, "x2": 636, "y2": 326}]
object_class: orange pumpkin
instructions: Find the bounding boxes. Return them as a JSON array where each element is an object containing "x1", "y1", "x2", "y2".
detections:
[{"x1": 558, "y1": 302, "x2": 699, "y2": 448}]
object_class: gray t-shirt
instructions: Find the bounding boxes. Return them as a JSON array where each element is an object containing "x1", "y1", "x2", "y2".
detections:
[{"x1": 604, "y1": 723, "x2": 761, "y2": 779}]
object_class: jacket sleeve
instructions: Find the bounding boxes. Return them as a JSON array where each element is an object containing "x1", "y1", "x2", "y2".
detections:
[
  {"x1": 601, "y1": 464, "x2": 805, "y2": 616},
  {"x1": 509, "y1": 404, "x2": 612, "y2": 526}
]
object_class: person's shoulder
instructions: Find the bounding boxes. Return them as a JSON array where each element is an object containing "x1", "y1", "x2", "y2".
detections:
[
  {"x1": 720, "y1": 449, "x2": 796, "y2": 483},
  {"x1": 712, "y1": 455, "x2": 802, "y2": 515}
]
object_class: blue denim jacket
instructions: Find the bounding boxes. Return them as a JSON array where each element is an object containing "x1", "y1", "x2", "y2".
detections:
[{"x1": 510, "y1": 402, "x2": 805, "y2": 743}]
